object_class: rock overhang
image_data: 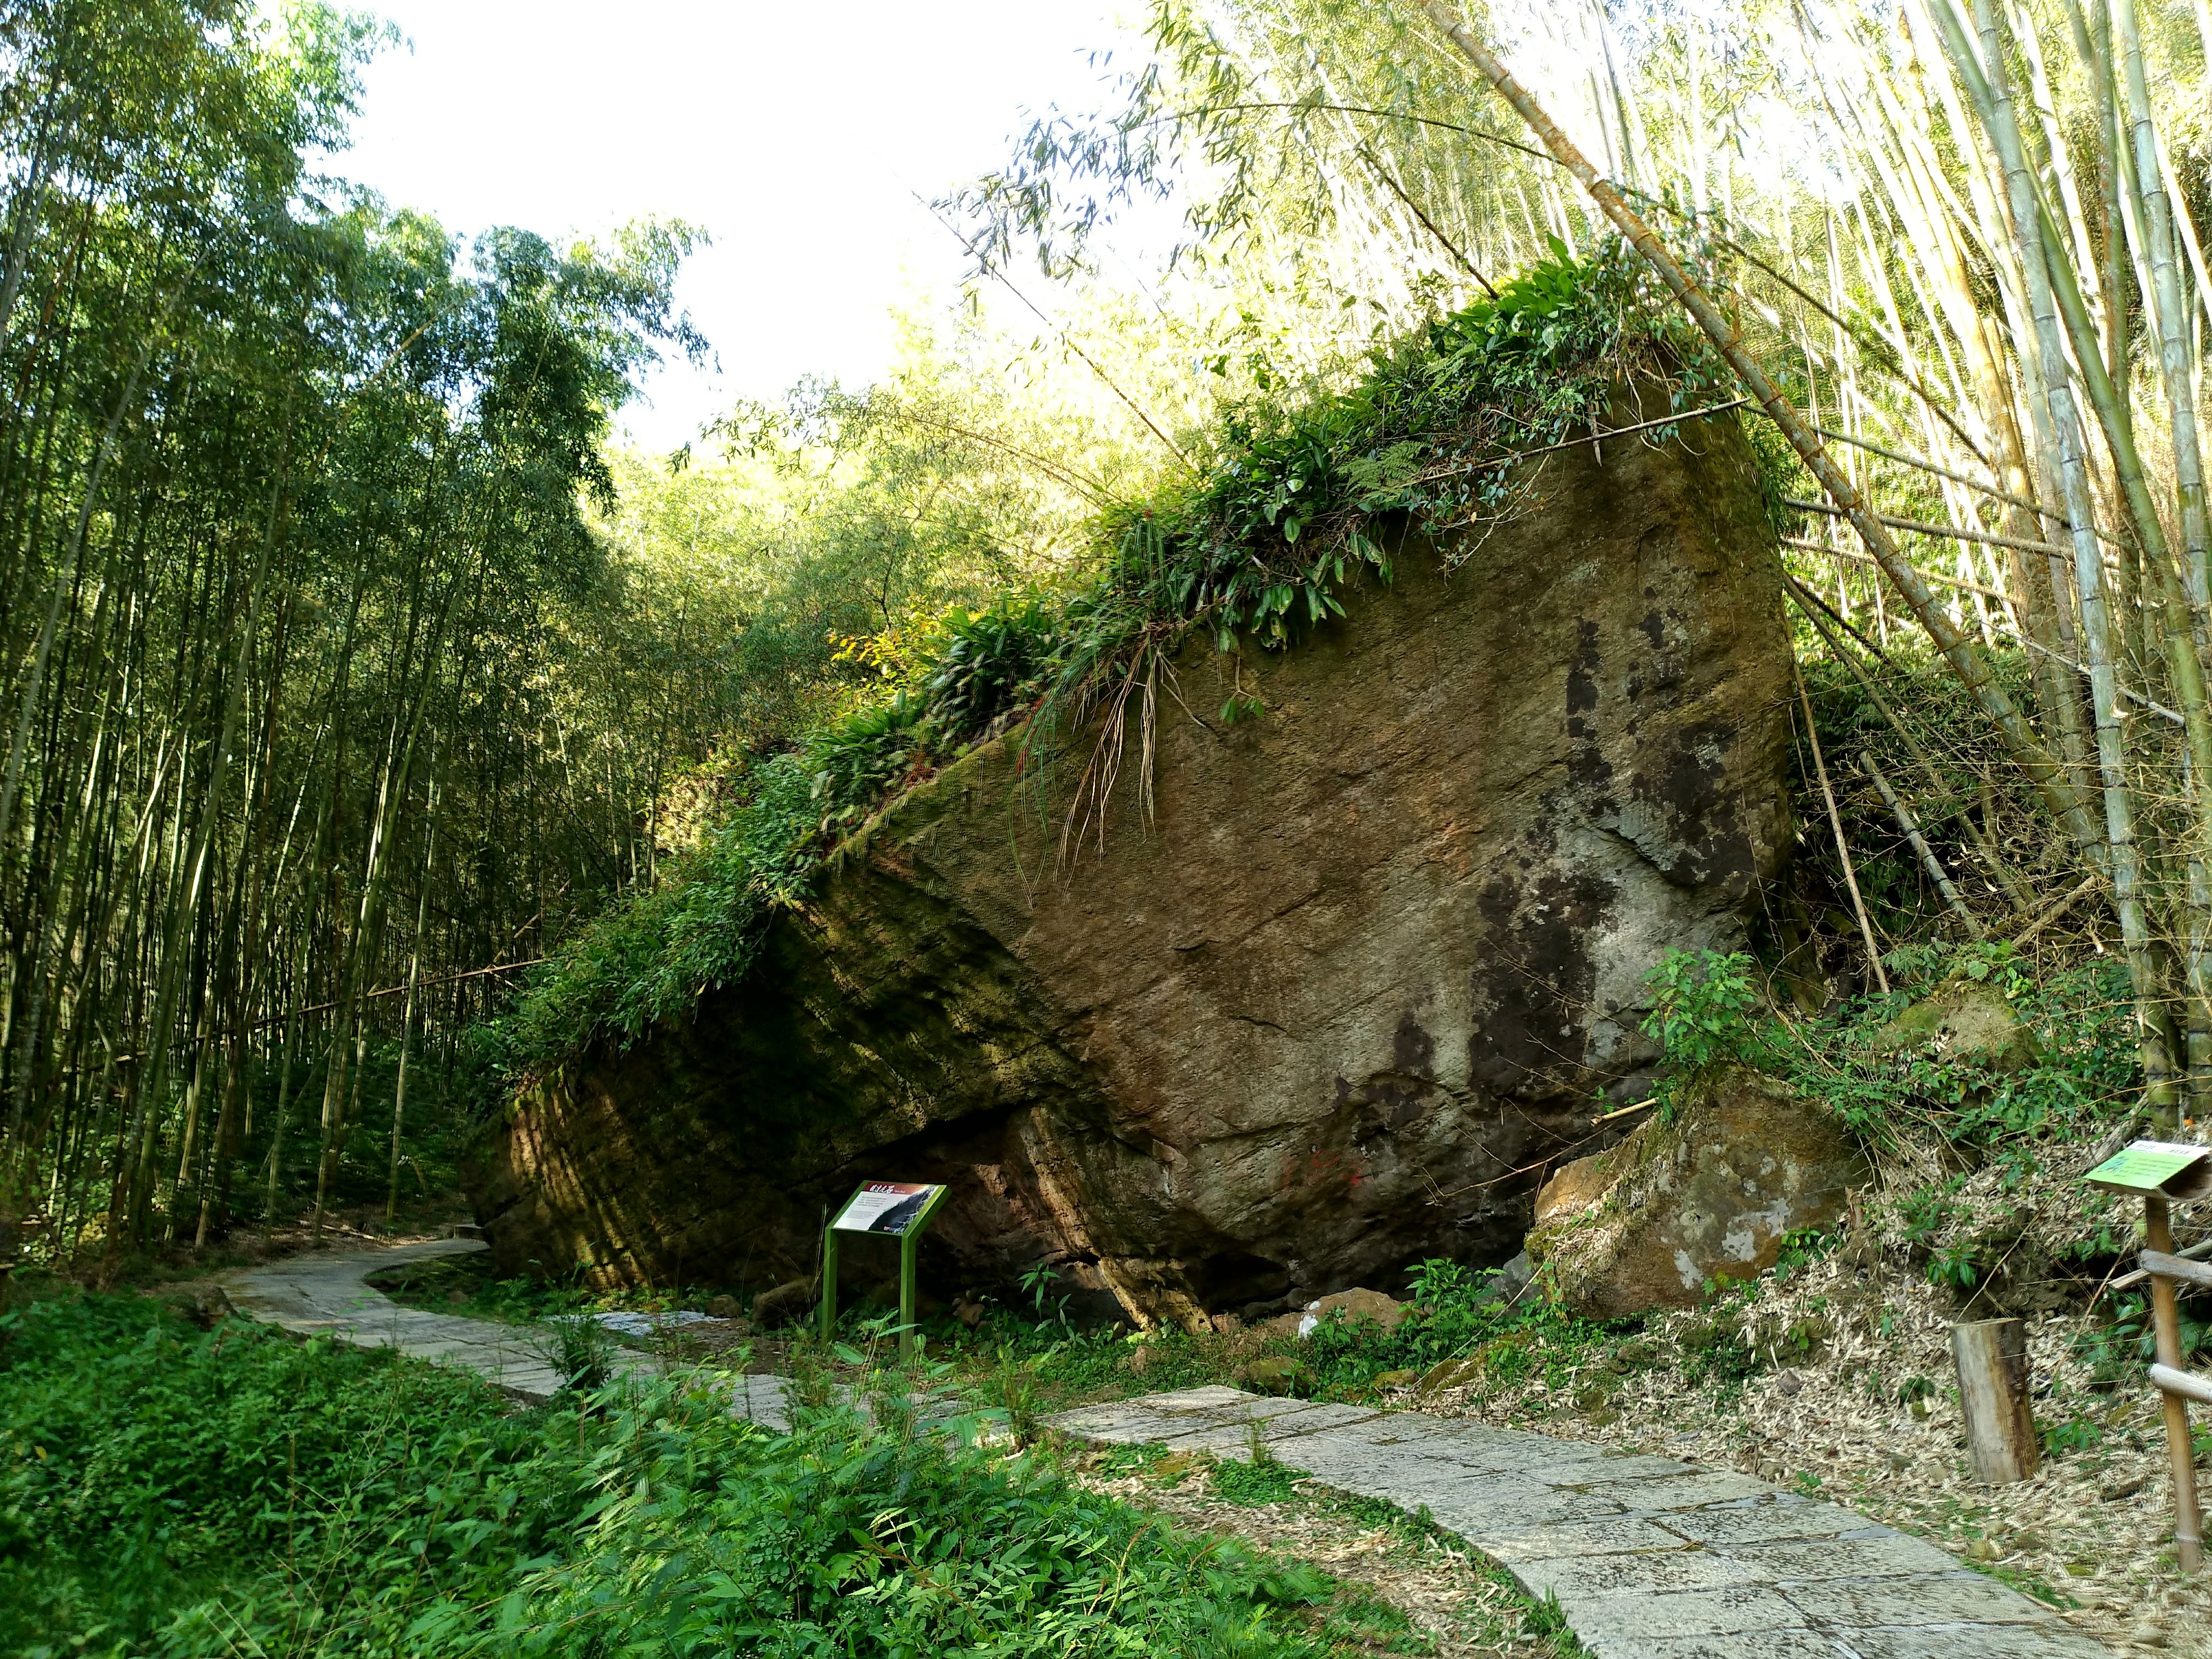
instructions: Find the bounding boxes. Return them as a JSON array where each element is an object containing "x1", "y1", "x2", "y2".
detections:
[{"x1": 472, "y1": 399, "x2": 1796, "y2": 1329}]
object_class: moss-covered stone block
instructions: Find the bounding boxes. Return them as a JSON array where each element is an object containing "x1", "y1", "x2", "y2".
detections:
[{"x1": 1526, "y1": 1065, "x2": 1869, "y2": 1318}]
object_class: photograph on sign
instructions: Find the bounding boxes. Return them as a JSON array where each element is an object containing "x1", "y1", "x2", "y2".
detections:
[{"x1": 834, "y1": 1181, "x2": 940, "y2": 1236}]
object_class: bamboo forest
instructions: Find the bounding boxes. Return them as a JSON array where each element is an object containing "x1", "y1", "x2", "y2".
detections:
[{"x1": 17, "y1": 0, "x2": 2212, "y2": 1652}]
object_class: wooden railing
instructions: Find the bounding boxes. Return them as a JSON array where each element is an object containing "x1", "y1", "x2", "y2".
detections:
[
  {"x1": 2136, "y1": 1235, "x2": 2208, "y2": 1570},
  {"x1": 2087, "y1": 1138, "x2": 2212, "y2": 1573}
]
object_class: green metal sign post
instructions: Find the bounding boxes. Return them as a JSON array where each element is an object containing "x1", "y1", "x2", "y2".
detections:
[{"x1": 820, "y1": 1180, "x2": 951, "y2": 1358}]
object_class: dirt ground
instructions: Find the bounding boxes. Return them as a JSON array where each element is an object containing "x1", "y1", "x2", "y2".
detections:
[{"x1": 1404, "y1": 1244, "x2": 2211, "y2": 1656}]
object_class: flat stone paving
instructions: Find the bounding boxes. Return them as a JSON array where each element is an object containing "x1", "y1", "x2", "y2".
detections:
[
  {"x1": 223, "y1": 1238, "x2": 799, "y2": 1427},
  {"x1": 1048, "y1": 1386, "x2": 2118, "y2": 1659},
  {"x1": 227, "y1": 1248, "x2": 2112, "y2": 1657}
]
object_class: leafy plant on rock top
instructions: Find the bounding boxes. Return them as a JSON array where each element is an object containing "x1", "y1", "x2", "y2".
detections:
[
  {"x1": 1641, "y1": 949, "x2": 1770, "y2": 1115},
  {"x1": 924, "y1": 592, "x2": 1065, "y2": 736},
  {"x1": 496, "y1": 240, "x2": 1727, "y2": 1076},
  {"x1": 1103, "y1": 236, "x2": 1726, "y2": 654}
]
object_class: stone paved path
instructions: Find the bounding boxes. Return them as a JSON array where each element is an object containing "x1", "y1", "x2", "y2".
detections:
[
  {"x1": 226, "y1": 1246, "x2": 2113, "y2": 1656},
  {"x1": 223, "y1": 1237, "x2": 799, "y2": 1427},
  {"x1": 1050, "y1": 1386, "x2": 2117, "y2": 1659}
]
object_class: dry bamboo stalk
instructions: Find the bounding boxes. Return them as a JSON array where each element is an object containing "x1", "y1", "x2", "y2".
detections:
[
  {"x1": 1785, "y1": 497, "x2": 2069, "y2": 558},
  {"x1": 1414, "y1": 0, "x2": 2106, "y2": 868},
  {"x1": 1795, "y1": 658, "x2": 1890, "y2": 993},
  {"x1": 1786, "y1": 573, "x2": 2031, "y2": 909},
  {"x1": 1787, "y1": 539, "x2": 2008, "y2": 602},
  {"x1": 1807, "y1": 422, "x2": 2045, "y2": 521},
  {"x1": 1861, "y1": 751, "x2": 1985, "y2": 937},
  {"x1": 2021, "y1": 635, "x2": 2183, "y2": 724},
  {"x1": 2010, "y1": 872, "x2": 2104, "y2": 946}
]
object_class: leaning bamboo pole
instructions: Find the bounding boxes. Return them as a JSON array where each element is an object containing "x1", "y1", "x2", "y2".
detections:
[
  {"x1": 1935, "y1": 0, "x2": 2180, "y2": 1111},
  {"x1": 1413, "y1": 2, "x2": 2103, "y2": 861}
]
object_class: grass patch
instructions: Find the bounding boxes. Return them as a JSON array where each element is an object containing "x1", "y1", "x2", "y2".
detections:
[
  {"x1": 1214, "y1": 1437, "x2": 1305, "y2": 1506},
  {"x1": 1, "y1": 1291, "x2": 1420, "y2": 1657}
]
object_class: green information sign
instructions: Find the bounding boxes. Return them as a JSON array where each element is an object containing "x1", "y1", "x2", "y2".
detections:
[
  {"x1": 2087, "y1": 1139, "x2": 2212, "y2": 1197},
  {"x1": 820, "y1": 1181, "x2": 951, "y2": 1356}
]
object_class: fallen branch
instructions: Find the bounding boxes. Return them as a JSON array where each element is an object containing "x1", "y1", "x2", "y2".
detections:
[
  {"x1": 2010, "y1": 873, "x2": 2106, "y2": 947},
  {"x1": 1785, "y1": 497, "x2": 2070, "y2": 558},
  {"x1": 1785, "y1": 537, "x2": 2010, "y2": 602},
  {"x1": 1796, "y1": 658, "x2": 1891, "y2": 993},
  {"x1": 1593, "y1": 1098, "x2": 1657, "y2": 1125},
  {"x1": 1861, "y1": 750, "x2": 1985, "y2": 938},
  {"x1": 1784, "y1": 574, "x2": 2033, "y2": 909}
]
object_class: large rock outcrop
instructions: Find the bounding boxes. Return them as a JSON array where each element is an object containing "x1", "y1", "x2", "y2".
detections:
[{"x1": 473, "y1": 407, "x2": 1794, "y2": 1327}]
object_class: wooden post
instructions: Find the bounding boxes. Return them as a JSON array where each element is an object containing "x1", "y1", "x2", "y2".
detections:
[
  {"x1": 1951, "y1": 1317, "x2": 2040, "y2": 1483},
  {"x1": 819, "y1": 1222, "x2": 839, "y2": 1345},
  {"x1": 2146, "y1": 1195, "x2": 2205, "y2": 1571},
  {"x1": 2086, "y1": 1140, "x2": 2212, "y2": 1572}
]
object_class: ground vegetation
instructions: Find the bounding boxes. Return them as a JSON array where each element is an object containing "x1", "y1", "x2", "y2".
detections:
[{"x1": 0, "y1": 1288, "x2": 1440, "y2": 1657}]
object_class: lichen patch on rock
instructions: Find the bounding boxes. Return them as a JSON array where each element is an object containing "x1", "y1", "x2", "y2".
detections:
[{"x1": 1526, "y1": 1065, "x2": 1869, "y2": 1318}]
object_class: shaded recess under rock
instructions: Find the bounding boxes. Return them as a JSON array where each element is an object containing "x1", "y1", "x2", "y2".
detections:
[{"x1": 472, "y1": 399, "x2": 1793, "y2": 1329}]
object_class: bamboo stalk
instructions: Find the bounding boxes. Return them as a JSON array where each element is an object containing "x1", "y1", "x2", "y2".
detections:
[
  {"x1": 1788, "y1": 539, "x2": 2008, "y2": 602},
  {"x1": 1933, "y1": 0, "x2": 2178, "y2": 1112},
  {"x1": 1862, "y1": 751, "x2": 1985, "y2": 937},
  {"x1": 1784, "y1": 497, "x2": 2071, "y2": 558},
  {"x1": 1415, "y1": 1, "x2": 2107, "y2": 869},
  {"x1": 1787, "y1": 574, "x2": 2029, "y2": 907},
  {"x1": 2115, "y1": 0, "x2": 2212, "y2": 628},
  {"x1": 2022, "y1": 141, "x2": 2212, "y2": 1120},
  {"x1": 2011, "y1": 872, "x2": 2105, "y2": 946},
  {"x1": 1796, "y1": 659, "x2": 1891, "y2": 993}
]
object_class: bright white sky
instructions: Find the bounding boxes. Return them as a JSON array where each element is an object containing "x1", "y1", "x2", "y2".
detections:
[{"x1": 325, "y1": 1, "x2": 1152, "y2": 452}]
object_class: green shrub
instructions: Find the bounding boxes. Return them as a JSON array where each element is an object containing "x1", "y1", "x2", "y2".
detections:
[
  {"x1": 1640, "y1": 949, "x2": 1767, "y2": 1096},
  {"x1": 1280, "y1": 1257, "x2": 1626, "y2": 1401},
  {"x1": 1, "y1": 1293, "x2": 1379, "y2": 1658},
  {"x1": 1776, "y1": 960, "x2": 2138, "y2": 1153}
]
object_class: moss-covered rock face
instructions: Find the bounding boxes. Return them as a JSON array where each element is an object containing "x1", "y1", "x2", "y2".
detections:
[
  {"x1": 1876, "y1": 978, "x2": 2041, "y2": 1073},
  {"x1": 472, "y1": 409, "x2": 1793, "y2": 1328},
  {"x1": 1526, "y1": 1066, "x2": 1869, "y2": 1318}
]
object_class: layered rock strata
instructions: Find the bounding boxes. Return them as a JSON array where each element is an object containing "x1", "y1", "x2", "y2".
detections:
[{"x1": 473, "y1": 404, "x2": 1794, "y2": 1327}]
